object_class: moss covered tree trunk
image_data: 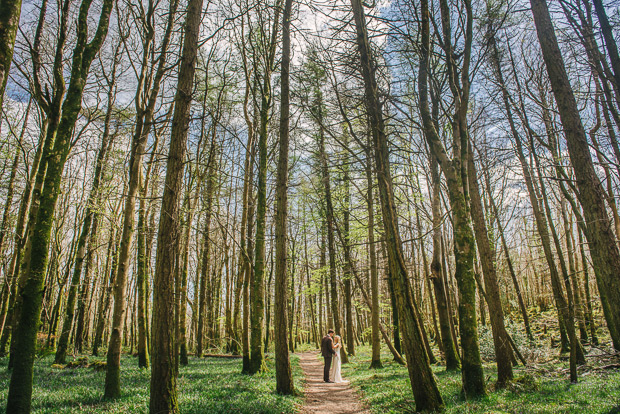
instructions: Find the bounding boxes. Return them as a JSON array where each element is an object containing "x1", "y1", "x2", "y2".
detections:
[
  {"x1": 136, "y1": 192, "x2": 150, "y2": 369},
  {"x1": 365, "y1": 143, "x2": 382, "y2": 369},
  {"x1": 251, "y1": 86, "x2": 269, "y2": 372},
  {"x1": 342, "y1": 142, "x2": 354, "y2": 357},
  {"x1": 249, "y1": 3, "x2": 281, "y2": 374},
  {"x1": 54, "y1": 53, "x2": 117, "y2": 364},
  {"x1": 7, "y1": 1, "x2": 113, "y2": 410},
  {"x1": 350, "y1": 0, "x2": 444, "y2": 410},
  {"x1": 197, "y1": 136, "x2": 218, "y2": 357},
  {"x1": 419, "y1": 0, "x2": 486, "y2": 397},
  {"x1": 92, "y1": 227, "x2": 119, "y2": 356},
  {"x1": 530, "y1": 0, "x2": 620, "y2": 353}
]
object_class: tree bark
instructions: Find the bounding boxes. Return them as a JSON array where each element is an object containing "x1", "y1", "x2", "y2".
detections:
[
  {"x1": 273, "y1": 0, "x2": 294, "y2": 393},
  {"x1": 350, "y1": 0, "x2": 444, "y2": 410},
  {"x1": 429, "y1": 155, "x2": 461, "y2": 371},
  {"x1": 7, "y1": 1, "x2": 114, "y2": 410},
  {"x1": 419, "y1": 0, "x2": 486, "y2": 396},
  {"x1": 0, "y1": 0, "x2": 22, "y2": 111},
  {"x1": 149, "y1": 0, "x2": 202, "y2": 410},
  {"x1": 530, "y1": 0, "x2": 620, "y2": 354},
  {"x1": 54, "y1": 51, "x2": 118, "y2": 364},
  {"x1": 365, "y1": 142, "x2": 382, "y2": 369},
  {"x1": 104, "y1": 0, "x2": 179, "y2": 398},
  {"x1": 467, "y1": 147, "x2": 513, "y2": 386}
]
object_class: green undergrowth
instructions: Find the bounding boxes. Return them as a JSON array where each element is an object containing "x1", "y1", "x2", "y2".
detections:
[
  {"x1": 344, "y1": 346, "x2": 620, "y2": 414},
  {"x1": 0, "y1": 353, "x2": 304, "y2": 413}
]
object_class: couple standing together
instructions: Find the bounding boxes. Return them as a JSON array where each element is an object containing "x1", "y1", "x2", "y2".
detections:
[{"x1": 321, "y1": 329, "x2": 346, "y2": 383}]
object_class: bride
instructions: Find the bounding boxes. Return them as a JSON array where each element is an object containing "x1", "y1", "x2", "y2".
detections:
[{"x1": 330, "y1": 335, "x2": 347, "y2": 383}]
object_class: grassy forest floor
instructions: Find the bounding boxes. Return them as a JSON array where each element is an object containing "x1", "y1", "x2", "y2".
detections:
[
  {"x1": 1, "y1": 345, "x2": 618, "y2": 414},
  {"x1": 346, "y1": 346, "x2": 620, "y2": 414},
  {"x1": 0, "y1": 353, "x2": 304, "y2": 413},
  {"x1": 1, "y1": 310, "x2": 620, "y2": 413}
]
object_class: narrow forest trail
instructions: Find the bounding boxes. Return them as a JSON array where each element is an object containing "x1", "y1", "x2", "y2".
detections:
[{"x1": 299, "y1": 352, "x2": 370, "y2": 414}]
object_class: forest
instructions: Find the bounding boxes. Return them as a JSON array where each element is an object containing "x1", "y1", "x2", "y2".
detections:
[{"x1": 0, "y1": 0, "x2": 619, "y2": 412}]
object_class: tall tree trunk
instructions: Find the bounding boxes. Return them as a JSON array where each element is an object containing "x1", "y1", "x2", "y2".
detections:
[
  {"x1": 578, "y1": 229, "x2": 598, "y2": 344},
  {"x1": 365, "y1": 143, "x2": 382, "y2": 369},
  {"x1": 136, "y1": 190, "x2": 150, "y2": 368},
  {"x1": 92, "y1": 225, "x2": 119, "y2": 356},
  {"x1": 592, "y1": 0, "x2": 620, "y2": 107},
  {"x1": 273, "y1": 0, "x2": 294, "y2": 393},
  {"x1": 197, "y1": 136, "x2": 218, "y2": 357},
  {"x1": 480, "y1": 157, "x2": 532, "y2": 340},
  {"x1": 149, "y1": 0, "x2": 202, "y2": 410},
  {"x1": 316, "y1": 100, "x2": 348, "y2": 364},
  {"x1": 54, "y1": 52, "x2": 118, "y2": 364},
  {"x1": 491, "y1": 31, "x2": 570, "y2": 352},
  {"x1": 351, "y1": 0, "x2": 444, "y2": 410},
  {"x1": 0, "y1": 100, "x2": 32, "y2": 341},
  {"x1": 419, "y1": 0, "x2": 485, "y2": 396},
  {"x1": 342, "y1": 143, "x2": 354, "y2": 357}
]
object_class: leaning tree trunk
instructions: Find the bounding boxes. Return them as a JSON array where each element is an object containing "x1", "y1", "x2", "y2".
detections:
[
  {"x1": 350, "y1": 0, "x2": 444, "y2": 410},
  {"x1": 467, "y1": 147, "x2": 513, "y2": 386},
  {"x1": 490, "y1": 32, "x2": 570, "y2": 351},
  {"x1": 530, "y1": 0, "x2": 620, "y2": 353}
]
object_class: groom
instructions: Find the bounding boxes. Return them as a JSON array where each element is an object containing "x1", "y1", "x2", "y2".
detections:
[{"x1": 321, "y1": 329, "x2": 336, "y2": 383}]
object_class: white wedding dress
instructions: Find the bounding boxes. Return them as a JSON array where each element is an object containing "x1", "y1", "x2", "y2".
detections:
[{"x1": 330, "y1": 345, "x2": 344, "y2": 383}]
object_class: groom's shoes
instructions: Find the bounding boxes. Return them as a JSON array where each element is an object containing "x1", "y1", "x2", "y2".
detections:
[{"x1": 324, "y1": 380, "x2": 334, "y2": 383}]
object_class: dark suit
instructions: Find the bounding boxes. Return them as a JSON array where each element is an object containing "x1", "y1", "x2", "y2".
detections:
[{"x1": 321, "y1": 335, "x2": 336, "y2": 381}]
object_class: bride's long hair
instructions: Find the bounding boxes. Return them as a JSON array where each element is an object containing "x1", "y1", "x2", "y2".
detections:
[{"x1": 334, "y1": 335, "x2": 341, "y2": 343}]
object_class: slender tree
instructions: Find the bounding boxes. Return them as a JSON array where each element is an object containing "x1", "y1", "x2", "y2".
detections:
[
  {"x1": 104, "y1": 0, "x2": 179, "y2": 398},
  {"x1": 273, "y1": 0, "x2": 294, "y2": 394}
]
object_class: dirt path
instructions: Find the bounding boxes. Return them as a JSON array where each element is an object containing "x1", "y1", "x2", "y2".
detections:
[{"x1": 299, "y1": 352, "x2": 370, "y2": 414}]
